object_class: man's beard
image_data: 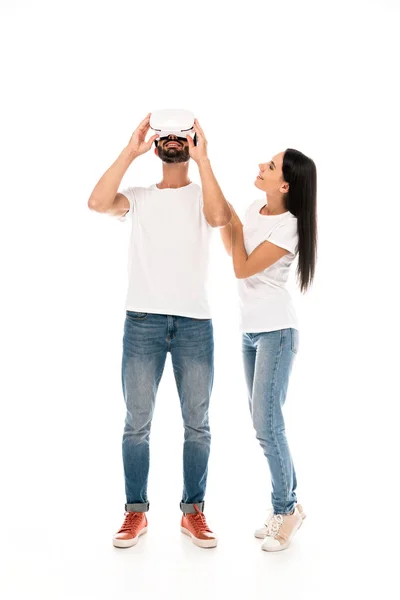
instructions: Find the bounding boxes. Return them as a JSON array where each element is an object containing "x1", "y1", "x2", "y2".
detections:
[{"x1": 157, "y1": 142, "x2": 190, "y2": 164}]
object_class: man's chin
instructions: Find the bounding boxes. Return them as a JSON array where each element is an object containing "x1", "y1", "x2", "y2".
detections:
[
  {"x1": 161, "y1": 157, "x2": 189, "y2": 164},
  {"x1": 158, "y1": 151, "x2": 190, "y2": 164}
]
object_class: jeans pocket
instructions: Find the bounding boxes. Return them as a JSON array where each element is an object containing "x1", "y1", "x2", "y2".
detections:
[
  {"x1": 126, "y1": 310, "x2": 148, "y2": 320},
  {"x1": 290, "y1": 328, "x2": 299, "y2": 354}
]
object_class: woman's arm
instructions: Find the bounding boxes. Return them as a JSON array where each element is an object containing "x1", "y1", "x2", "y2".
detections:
[
  {"x1": 229, "y1": 204, "x2": 288, "y2": 279},
  {"x1": 219, "y1": 223, "x2": 232, "y2": 256}
]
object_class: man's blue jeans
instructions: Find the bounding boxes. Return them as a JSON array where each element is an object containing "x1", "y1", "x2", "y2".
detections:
[
  {"x1": 242, "y1": 328, "x2": 299, "y2": 515},
  {"x1": 121, "y1": 311, "x2": 214, "y2": 515}
]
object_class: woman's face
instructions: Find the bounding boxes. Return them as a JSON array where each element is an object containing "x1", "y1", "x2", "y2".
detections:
[{"x1": 254, "y1": 151, "x2": 289, "y2": 195}]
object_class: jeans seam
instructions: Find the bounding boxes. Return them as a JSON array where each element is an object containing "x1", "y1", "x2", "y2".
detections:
[
  {"x1": 290, "y1": 328, "x2": 298, "y2": 354},
  {"x1": 270, "y1": 329, "x2": 289, "y2": 513}
]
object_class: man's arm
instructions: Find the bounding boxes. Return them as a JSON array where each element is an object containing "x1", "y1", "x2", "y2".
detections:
[
  {"x1": 197, "y1": 158, "x2": 232, "y2": 227},
  {"x1": 187, "y1": 119, "x2": 232, "y2": 228},
  {"x1": 88, "y1": 147, "x2": 137, "y2": 217},
  {"x1": 87, "y1": 113, "x2": 158, "y2": 218}
]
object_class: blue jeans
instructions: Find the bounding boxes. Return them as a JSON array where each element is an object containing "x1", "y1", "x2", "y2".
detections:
[
  {"x1": 121, "y1": 311, "x2": 214, "y2": 514},
  {"x1": 242, "y1": 328, "x2": 299, "y2": 515}
]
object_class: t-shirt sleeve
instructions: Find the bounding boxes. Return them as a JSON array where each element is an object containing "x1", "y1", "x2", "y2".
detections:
[
  {"x1": 117, "y1": 187, "x2": 136, "y2": 222},
  {"x1": 267, "y1": 220, "x2": 298, "y2": 255}
]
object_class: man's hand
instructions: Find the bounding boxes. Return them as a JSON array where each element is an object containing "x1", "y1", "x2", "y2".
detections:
[
  {"x1": 186, "y1": 119, "x2": 209, "y2": 163},
  {"x1": 127, "y1": 113, "x2": 159, "y2": 157}
]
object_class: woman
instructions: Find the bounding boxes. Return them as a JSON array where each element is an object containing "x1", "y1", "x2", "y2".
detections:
[{"x1": 219, "y1": 148, "x2": 317, "y2": 552}]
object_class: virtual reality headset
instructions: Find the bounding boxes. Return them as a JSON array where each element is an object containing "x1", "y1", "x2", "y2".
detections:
[{"x1": 150, "y1": 109, "x2": 197, "y2": 146}]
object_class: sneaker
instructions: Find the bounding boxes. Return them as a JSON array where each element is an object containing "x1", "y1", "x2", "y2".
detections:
[
  {"x1": 261, "y1": 506, "x2": 304, "y2": 552},
  {"x1": 113, "y1": 512, "x2": 148, "y2": 548},
  {"x1": 255, "y1": 503, "x2": 306, "y2": 539},
  {"x1": 181, "y1": 504, "x2": 218, "y2": 548}
]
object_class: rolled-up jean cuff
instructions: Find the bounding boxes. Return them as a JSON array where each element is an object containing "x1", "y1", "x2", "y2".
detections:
[
  {"x1": 125, "y1": 502, "x2": 149, "y2": 513},
  {"x1": 180, "y1": 502, "x2": 204, "y2": 514}
]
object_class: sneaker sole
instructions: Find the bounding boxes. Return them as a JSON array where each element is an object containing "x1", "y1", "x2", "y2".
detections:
[
  {"x1": 261, "y1": 518, "x2": 304, "y2": 552},
  {"x1": 112, "y1": 526, "x2": 148, "y2": 548},
  {"x1": 255, "y1": 508, "x2": 307, "y2": 539},
  {"x1": 180, "y1": 526, "x2": 218, "y2": 549}
]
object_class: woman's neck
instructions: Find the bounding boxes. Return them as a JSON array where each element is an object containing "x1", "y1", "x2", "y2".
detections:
[{"x1": 262, "y1": 193, "x2": 287, "y2": 215}]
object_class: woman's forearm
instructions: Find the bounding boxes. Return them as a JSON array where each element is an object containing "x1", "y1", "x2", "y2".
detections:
[
  {"x1": 231, "y1": 223, "x2": 248, "y2": 278},
  {"x1": 219, "y1": 223, "x2": 232, "y2": 256}
]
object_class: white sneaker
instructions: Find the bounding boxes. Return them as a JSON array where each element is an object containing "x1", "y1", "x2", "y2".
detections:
[
  {"x1": 254, "y1": 503, "x2": 306, "y2": 539},
  {"x1": 260, "y1": 506, "x2": 305, "y2": 552}
]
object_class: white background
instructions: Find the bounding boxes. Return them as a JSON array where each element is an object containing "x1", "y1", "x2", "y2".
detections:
[{"x1": 1, "y1": 0, "x2": 399, "y2": 598}]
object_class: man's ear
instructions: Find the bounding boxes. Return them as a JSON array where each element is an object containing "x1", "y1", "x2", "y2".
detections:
[{"x1": 154, "y1": 147, "x2": 159, "y2": 156}]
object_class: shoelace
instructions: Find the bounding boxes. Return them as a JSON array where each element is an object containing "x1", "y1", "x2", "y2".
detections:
[
  {"x1": 119, "y1": 512, "x2": 143, "y2": 533},
  {"x1": 263, "y1": 508, "x2": 274, "y2": 527},
  {"x1": 188, "y1": 504, "x2": 212, "y2": 534},
  {"x1": 265, "y1": 514, "x2": 284, "y2": 538}
]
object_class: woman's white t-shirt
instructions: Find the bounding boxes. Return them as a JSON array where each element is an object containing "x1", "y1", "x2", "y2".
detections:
[
  {"x1": 119, "y1": 182, "x2": 213, "y2": 319},
  {"x1": 238, "y1": 199, "x2": 299, "y2": 333}
]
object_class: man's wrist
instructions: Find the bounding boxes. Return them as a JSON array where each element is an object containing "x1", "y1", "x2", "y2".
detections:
[
  {"x1": 123, "y1": 146, "x2": 139, "y2": 163},
  {"x1": 197, "y1": 156, "x2": 211, "y2": 167}
]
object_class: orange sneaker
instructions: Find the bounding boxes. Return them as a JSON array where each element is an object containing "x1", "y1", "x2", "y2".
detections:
[
  {"x1": 113, "y1": 512, "x2": 148, "y2": 548},
  {"x1": 180, "y1": 504, "x2": 217, "y2": 548}
]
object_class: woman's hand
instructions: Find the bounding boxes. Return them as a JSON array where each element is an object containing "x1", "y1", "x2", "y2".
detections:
[
  {"x1": 186, "y1": 119, "x2": 209, "y2": 164},
  {"x1": 227, "y1": 203, "x2": 243, "y2": 228}
]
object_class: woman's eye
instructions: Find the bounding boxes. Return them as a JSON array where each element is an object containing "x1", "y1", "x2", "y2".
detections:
[{"x1": 269, "y1": 164, "x2": 273, "y2": 170}]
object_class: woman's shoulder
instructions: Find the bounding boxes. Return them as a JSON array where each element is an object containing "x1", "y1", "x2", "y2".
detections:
[
  {"x1": 284, "y1": 211, "x2": 298, "y2": 225},
  {"x1": 278, "y1": 212, "x2": 298, "y2": 234}
]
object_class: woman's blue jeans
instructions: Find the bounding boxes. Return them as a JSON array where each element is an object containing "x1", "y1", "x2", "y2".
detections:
[{"x1": 242, "y1": 328, "x2": 299, "y2": 515}]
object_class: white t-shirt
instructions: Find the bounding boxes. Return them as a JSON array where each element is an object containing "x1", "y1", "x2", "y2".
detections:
[
  {"x1": 238, "y1": 199, "x2": 299, "y2": 333},
  {"x1": 119, "y1": 182, "x2": 213, "y2": 319}
]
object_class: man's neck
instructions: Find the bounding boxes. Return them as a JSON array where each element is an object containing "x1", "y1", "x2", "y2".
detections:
[{"x1": 156, "y1": 163, "x2": 191, "y2": 189}]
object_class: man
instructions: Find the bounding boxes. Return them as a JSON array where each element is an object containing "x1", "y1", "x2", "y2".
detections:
[{"x1": 88, "y1": 112, "x2": 231, "y2": 548}]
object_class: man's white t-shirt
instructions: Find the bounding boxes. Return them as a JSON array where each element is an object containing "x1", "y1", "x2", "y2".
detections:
[
  {"x1": 119, "y1": 182, "x2": 213, "y2": 319},
  {"x1": 238, "y1": 199, "x2": 299, "y2": 333}
]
